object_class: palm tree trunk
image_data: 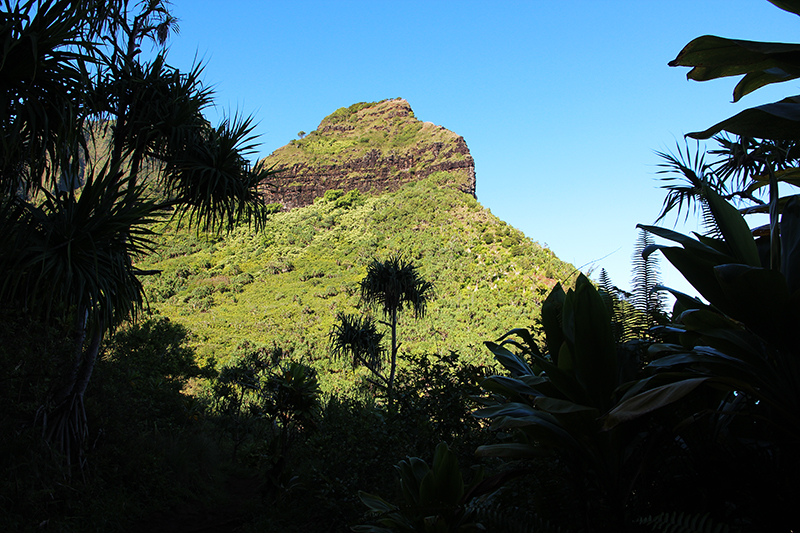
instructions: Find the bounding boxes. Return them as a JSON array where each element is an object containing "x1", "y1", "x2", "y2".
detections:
[
  {"x1": 43, "y1": 320, "x2": 103, "y2": 470},
  {"x1": 388, "y1": 306, "x2": 397, "y2": 405}
]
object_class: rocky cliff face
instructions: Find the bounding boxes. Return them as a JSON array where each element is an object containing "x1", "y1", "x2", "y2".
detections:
[{"x1": 258, "y1": 99, "x2": 476, "y2": 209}]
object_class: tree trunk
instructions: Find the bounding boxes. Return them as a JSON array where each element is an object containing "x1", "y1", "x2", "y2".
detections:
[
  {"x1": 43, "y1": 320, "x2": 103, "y2": 470},
  {"x1": 388, "y1": 306, "x2": 397, "y2": 405}
]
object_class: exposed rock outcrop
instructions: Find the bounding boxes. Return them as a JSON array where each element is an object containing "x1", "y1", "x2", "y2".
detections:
[{"x1": 258, "y1": 98, "x2": 475, "y2": 209}]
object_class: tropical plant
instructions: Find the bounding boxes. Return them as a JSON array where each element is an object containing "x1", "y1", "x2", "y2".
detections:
[
  {"x1": 262, "y1": 361, "x2": 320, "y2": 458},
  {"x1": 665, "y1": 0, "x2": 800, "y2": 270},
  {"x1": 596, "y1": 5, "x2": 800, "y2": 522},
  {"x1": 330, "y1": 255, "x2": 434, "y2": 402},
  {"x1": 211, "y1": 343, "x2": 273, "y2": 461},
  {"x1": 354, "y1": 442, "x2": 487, "y2": 533},
  {"x1": 361, "y1": 256, "x2": 434, "y2": 399},
  {"x1": 600, "y1": 191, "x2": 800, "y2": 526},
  {"x1": 329, "y1": 312, "x2": 387, "y2": 388},
  {"x1": 0, "y1": 0, "x2": 272, "y2": 467},
  {"x1": 475, "y1": 274, "x2": 649, "y2": 531},
  {"x1": 629, "y1": 228, "x2": 668, "y2": 334}
]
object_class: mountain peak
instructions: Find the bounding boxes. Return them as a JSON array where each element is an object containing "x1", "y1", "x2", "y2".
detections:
[{"x1": 258, "y1": 99, "x2": 476, "y2": 209}]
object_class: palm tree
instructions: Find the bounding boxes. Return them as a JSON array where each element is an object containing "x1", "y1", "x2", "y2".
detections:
[
  {"x1": 329, "y1": 312, "x2": 387, "y2": 388},
  {"x1": 359, "y1": 256, "x2": 434, "y2": 401},
  {"x1": 0, "y1": 0, "x2": 273, "y2": 467}
]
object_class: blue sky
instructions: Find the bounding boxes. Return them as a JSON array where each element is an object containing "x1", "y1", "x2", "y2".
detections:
[{"x1": 164, "y1": 0, "x2": 799, "y2": 298}]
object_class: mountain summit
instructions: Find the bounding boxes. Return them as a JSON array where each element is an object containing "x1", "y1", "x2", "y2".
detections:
[{"x1": 258, "y1": 98, "x2": 476, "y2": 209}]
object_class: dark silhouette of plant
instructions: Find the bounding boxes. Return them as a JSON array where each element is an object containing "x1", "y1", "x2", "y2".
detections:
[
  {"x1": 329, "y1": 312, "x2": 387, "y2": 387},
  {"x1": 630, "y1": 228, "x2": 668, "y2": 335},
  {"x1": 0, "y1": 0, "x2": 272, "y2": 468},
  {"x1": 354, "y1": 442, "x2": 488, "y2": 532},
  {"x1": 360, "y1": 256, "x2": 433, "y2": 402}
]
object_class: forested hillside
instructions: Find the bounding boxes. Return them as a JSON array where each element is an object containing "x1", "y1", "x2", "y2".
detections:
[{"x1": 139, "y1": 172, "x2": 573, "y2": 392}]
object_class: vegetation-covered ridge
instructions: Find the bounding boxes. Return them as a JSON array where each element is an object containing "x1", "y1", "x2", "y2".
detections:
[
  {"x1": 258, "y1": 98, "x2": 476, "y2": 209},
  {"x1": 138, "y1": 173, "x2": 573, "y2": 393}
]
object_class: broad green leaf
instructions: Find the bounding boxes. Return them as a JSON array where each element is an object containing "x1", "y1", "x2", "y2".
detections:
[
  {"x1": 431, "y1": 443, "x2": 463, "y2": 506},
  {"x1": 571, "y1": 274, "x2": 617, "y2": 411},
  {"x1": 781, "y1": 195, "x2": 800, "y2": 293},
  {"x1": 637, "y1": 224, "x2": 731, "y2": 260},
  {"x1": 645, "y1": 350, "x2": 760, "y2": 382},
  {"x1": 703, "y1": 187, "x2": 761, "y2": 267},
  {"x1": 687, "y1": 96, "x2": 800, "y2": 140},
  {"x1": 735, "y1": 67, "x2": 800, "y2": 102},
  {"x1": 658, "y1": 246, "x2": 735, "y2": 314},
  {"x1": 669, "y1": 36, "x2": 800, "y2": 100},
  {"x1": 654, "y1": 285, "x2": 709, "y2": 311},
  {"x1": 694, "y1": 234, "x2": 734, "y2": 257},
  {"x1": 481, "y1": 375, "x2": 542, "y2": 398},
  {"x1": 487, "y1": 411, "x2": 583, "y2": 451},
  {"x1": 418, "y1": 469, "x2": 437, "y2": 507},
  {"x1": 395, "y1": 460, "x2": 424, "y2": 505},
  {"x1": 602, "y1": 377, "x2": 711, "y2": 430},
  {"x1": 714, "y1": 263, "x2": 789, "y2": 302},
  {"x1": 408, "y1": 457, "x2": 430, "y2": 485},
  {"x1": 557, "y1": 342, "x2": 573, "y2": 372},
  {"x1": 533, "y1": 396, "x2": 599, "y2": 417},
  {"x1": 768, "y1": 0, "x2": 800, "y2": 17},
  {"x1": 473, "y1": 402, "x2": 538, "y2": 420},
  {"x1": 484, "y1": 341, "x2": 533, "y2": 376},
  {"x1": 475, "y1": 443, "x2": 546, "y2": 459},
  {"x1": 530, "y1": 352, "x2": 591, "y2": 406},
  {"x1": 497, "y1": 328, "x2": 541, "y2": 357},
  {"x1": 358, "y1": 491, "x2": 398, "y2": 514},
  {"x1": 541, "y1": 283, "x2": 565, "y2": 363}
]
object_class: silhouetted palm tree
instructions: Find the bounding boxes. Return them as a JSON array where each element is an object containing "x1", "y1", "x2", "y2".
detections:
[
  {"x1": 360, "y1": 256, "x2": 433, "y2": 401},
  {"x1": 0, "y1": 0, "x2": 272, "y2": 467}
]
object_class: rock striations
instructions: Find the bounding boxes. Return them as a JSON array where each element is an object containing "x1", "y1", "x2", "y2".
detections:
[{"x1": 258, "y1": 98, "x2": 476, "y2": 209}]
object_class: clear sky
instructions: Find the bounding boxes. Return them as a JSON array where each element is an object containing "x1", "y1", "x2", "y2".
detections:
[{"x1": 162, "y1": 0, "x2": 799, "y2": 299}]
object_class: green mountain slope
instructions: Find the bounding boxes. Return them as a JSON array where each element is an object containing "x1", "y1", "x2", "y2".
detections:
[{"x1": 138, "y1": 173, "x2": 573, "y2": 392}]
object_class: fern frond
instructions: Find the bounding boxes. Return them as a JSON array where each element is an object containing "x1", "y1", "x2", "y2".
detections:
[
  {"x1": 637, "y1": 511, "x2": 731, "y2": 533},
  {"x1": 472, "y1": 502, "x2": 563, "y2": 533}
]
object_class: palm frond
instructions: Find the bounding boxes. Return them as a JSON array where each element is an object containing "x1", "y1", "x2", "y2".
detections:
[
  {"x1": 0, "y1": 0, "x2": 95, "y2": 194},
  {"x1": 329, "y1": 312, "x2": 386, "y2": 378},
  {"x1": 655, "y1": 140, "x2": 723, "y2": 237},
  {"x1": 360, "y1": 255, "x2": 434, "y2": 319},
  {"x1": 0, "y1": 162, "x2": 165, "y2": 331},
  {"x1": 165, "y1": 112, "x2": 272, "y2": 233}
]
